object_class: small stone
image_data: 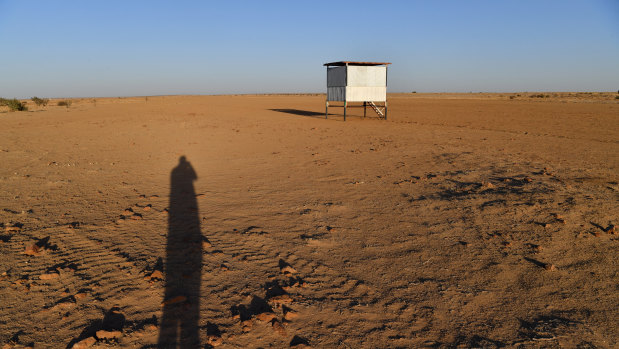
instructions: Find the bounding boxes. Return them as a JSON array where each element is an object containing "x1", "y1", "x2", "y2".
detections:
[
  {"x1": 207, "y1": 335, "x2": 222, "y2": 347},
  {"x1": 5, "y1": 225, "x2": 21, "y2": 233},
  {"x1": 149, "y1": 270, "x2": 164, "y2": 280},
  {"x1": 23, "y1": 244, "x2": 43, "y2": 256},
  {"x1": 481, "y1": 181, "x2": 495, "y2": 189},
  {"x1": 284, "y1": 311, "x2": 299, "y2": 321},
  {"x1": 145, "y1": 324, "x2": 157, "y2": 331},
  {"x1": 95, "y1": 330, "x2": 122, "y2": 339},
  {"x1": 523, "y1": 177, "x2": 533, "y2": 183},
  {"x1": 130, "y1": 213, "x2": 143, "y2": 220},
  {"x1": 40, "y1": 272, "x2": 60, "y2": 280},
  {"x1": 255, "y1": 312, "x2": 277, "y2": 322},
  {"x1": 220, "y1": 264, "x2": 229, "y2": 271},
  {"x1": 241, "y1": 319, "x2": 253, "y2": 332},
  {"x1": 71, "y1": 337, "x2": 96, "y2": 349},
  {"x1": 271, "y1": 320, "x2": 286, "y2": 336},
  {"x1": 161, "y1": 295, "x2": 187, "y2": 306},
  {"x1": 202, "y1": 240, "x2": 212, "y2": 248},
  {"x1": 51, "y1": 300, "x2": 76, "y2": 311},
  {"x1": 280, "y1": 266, "x2": 297, "y2": 275},
  {"x1": 74, "y1": 293, "x2": 88, "y2": 300},
  {"x1": 122, "y1": 208, "x2": 134, "y2": 215},
  {"x1": 544, "y1": 264, "x2": 557, "y2": 271},
  {"x1": 143, "y1": 205, "x2": 152, "y2": 211},
  {"x1": 606, "y1": 224, "x2": 616, "y2": 234},
  {"x1": 268, "y1": 294, "x2": 293, "y2": 307}
]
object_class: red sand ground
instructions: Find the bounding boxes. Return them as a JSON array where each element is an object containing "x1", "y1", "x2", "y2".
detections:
[{"x1": 1, "y1": 93, "x2": 617, "y2": 348}]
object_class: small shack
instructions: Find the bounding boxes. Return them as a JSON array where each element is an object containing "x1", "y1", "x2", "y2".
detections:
[{"x1": 324, "y1": 61, "x2": 390, "y2": 121}]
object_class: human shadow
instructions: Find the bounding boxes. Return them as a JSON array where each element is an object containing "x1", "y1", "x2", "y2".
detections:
[
  {"x1": 158, "y1": 156, "x2": 202, "y2": 348},
  {"x1": 269, "y1": 108, "x2": 325, "y2": 118}
]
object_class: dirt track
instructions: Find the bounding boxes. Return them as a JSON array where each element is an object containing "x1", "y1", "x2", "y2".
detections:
[{"x1": 1, "y1": 94, "x2": 617, "y2": 348}]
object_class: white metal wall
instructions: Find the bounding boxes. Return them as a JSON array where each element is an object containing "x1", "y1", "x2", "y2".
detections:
[
  {"x1": 347, "y1": 66, "x2": 386, "y2": 87},
  {"x1": 346, "y1": 86, "x2": 386, "y2": 102}
]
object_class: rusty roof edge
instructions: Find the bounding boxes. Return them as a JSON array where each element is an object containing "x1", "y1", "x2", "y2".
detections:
[{"x1": 324, "y1": 61, "x2": 391, "y2": 66}]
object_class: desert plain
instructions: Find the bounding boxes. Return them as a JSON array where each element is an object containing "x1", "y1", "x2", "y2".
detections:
[{"x1": 0, "y1": 93, "x2": 617, "y2": 348}]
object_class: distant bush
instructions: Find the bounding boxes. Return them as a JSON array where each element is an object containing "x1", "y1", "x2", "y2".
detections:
[
  {"x1": 615, "y1": 96, "x2": 619, "y2": 100},
  {"x1": 1, "y1": 98, "x2": 28, "y2": 111},
  {"x1": 509, "y1": 95, "x2": 515, "y2": 99},
  {"x1": 530, "y1": 94, "x2": 549, "y2": 98},
  {"x1": 31, "y1": 96, "x2": 49, "y2": 107},
  {"x1": 411, "y1": 91, "x2": 417, "y2": 94},
  {"x1": 57, "y1": 100, "x2": 72, "y2": 107}
]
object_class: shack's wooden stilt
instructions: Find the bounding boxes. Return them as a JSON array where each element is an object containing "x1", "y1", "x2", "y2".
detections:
[
  {"x1": 325, "y1": 101, "x2": 329, "y2": 119},
  {"x1": 363, "y1": 101, "x2": 366, "y2": 118},
  {"x1": 384, "y1": 101, "x2": 388, "y2": 120},
  {"x1": 344, "y1": 101, "x2": 347, "y2": 121}
]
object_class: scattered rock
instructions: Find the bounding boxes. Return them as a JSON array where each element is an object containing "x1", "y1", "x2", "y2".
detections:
[
  {"x1": 4, "y1": 225, "x2": 21, "y2": 233},
  {"x1": 481, "y1": 181, "x2": 495, "y2": 189},
  {"x1": 280, "y1": 266, "x2": 297, "y2": 275},
  {"x1": 241, "y1": 319, "x2": 253, "y2": 332},
  {"x1": 255, "y1": 312, "x2": 277, "y2": 322},
  {"x1": 147, "y1": 270, "x2": 164, "y2": 281},
  {"x1": 202, "y1": 240, "x2": 212, "y2": 248},
  {"x1": 606, "y1": 224, "x2": 616, "y2": 234},
  {"x1": 40, "y1": 272, "x2": 60, "y2": 280},
  {"x1": 74, "y1": 293, "x2": 88, "y2": 300},
  {"x1": 130, "y1": 213, "x2": 143, "y2": 220},
  {"x1": 268, "y1": 294, "x2": 293, "y2": 307},
  {"x1": 143, "y1": 204, "x2": 152, "y2": 211},
  {"x1": 71, "y1": 337, "x2": 96, "y2": 349},
  {"x1": 523, "y1": 177, "x2": 533, "y2": 183},
  {"x1": 544, "y1": 264, "x2": 557, "y2": 272},
  {"x1": 161, "y1": 295, "x2": 187, "y2": 306},
  {"x1": 145, "y1": 324, "x2": 157, "y2": 331},
  {"x1": 284, "y1": 310, "x2": 299, "y2": 321},
  {"x1": 220, "y1": 264, "x2": 229, "y2": 271},
  {"x1": 206, "y1": 335, "x2": 222, "y2": 347},
  {"x1": 23, "y1": 244, "x2": 43, "y2": 256},
  {"x1": 122, "y1": 208, "x2": 134, "y2": 215},
  {"x1": 272, "y1": 320, "x2": 287, "y2": 336},
  {"x1": 95, "y1": 330, "x2": 122, "y2": 340}
]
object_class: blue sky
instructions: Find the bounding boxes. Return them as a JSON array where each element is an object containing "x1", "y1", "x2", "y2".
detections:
[{"x1": 0, "y1": 0, "x2": 618, "y2": 98}]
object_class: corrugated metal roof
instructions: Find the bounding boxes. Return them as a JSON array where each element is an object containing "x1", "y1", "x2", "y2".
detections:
[{"x1": 324, "y1": 61, "x2": 391, "y2": 66}]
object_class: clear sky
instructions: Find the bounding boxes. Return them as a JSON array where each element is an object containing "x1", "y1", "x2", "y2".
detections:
[{"x1": 1, "y1": 0, "x2": 618, "y2": 98}]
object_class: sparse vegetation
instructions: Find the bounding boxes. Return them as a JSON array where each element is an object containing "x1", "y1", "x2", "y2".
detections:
[
  {"x1": 31, "y1": 96, "x2": 49, "y2": 107},
  {"x1": 1, "y1": 98, "x2": 28, "y2": 111},
  {"x1": 57, "y1": 100, "x2": 72, "y2": 108},
  {"x1": 615, "y1": 96, "x2": 619, "y2": 100},
  {"x1": 509, "y1": 95, "x2": 516, "y2": 99},
  {"x1": 411, "y1": 91, "x2": 417, "y2": 94},
  {"x1": 530, "y1": 94, "x2": 550, "y2": 98}
]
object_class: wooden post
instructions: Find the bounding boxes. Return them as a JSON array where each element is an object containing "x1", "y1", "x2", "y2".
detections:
[
  {"x1": 384, "y1": 101, "x2": 388, "y2": 120},
  {"x1": 344, "y1": 101, "x2": 347, "y2": 121},
  {"x1": 363, "y1": 101, "x2": 366, "y2": 118},
  {"x1": 325, "y1": 101, "x2": 329, "y2": 119}
]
